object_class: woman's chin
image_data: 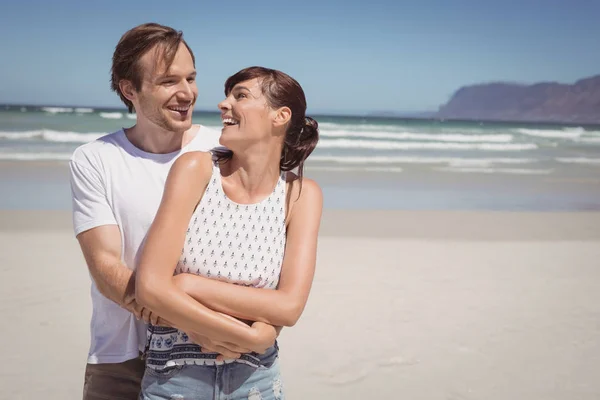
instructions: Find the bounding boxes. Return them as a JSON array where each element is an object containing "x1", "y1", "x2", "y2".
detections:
[{"x1": 218, "y1": 131, "x2": 244, "y2": 148}]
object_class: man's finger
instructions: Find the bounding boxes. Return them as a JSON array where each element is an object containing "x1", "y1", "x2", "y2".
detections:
[
  {"x1": 200, "y1": 345, "x2": 217, "y2": 354},
  {"x1": 150, "y1": 312, "x2": 160, "y2": 326},
  {"x1": 155, "y1": 317, "x2": 174, "y2": 328},
  {"x1": 132, "y1": 307, "x2": 142, "y2": 320},
  {"x1": 212, "y1": 346, "x2": 241, "y2": 360},
  {"x1": 220, "y1": 342, "x2": 251, "y2": 354},
  {"x1": 130, "y1": 301, "x2": 143, "y2": 320},
  {"x1": 141, "y1": 307, "x2": 152, "y2": 324}
]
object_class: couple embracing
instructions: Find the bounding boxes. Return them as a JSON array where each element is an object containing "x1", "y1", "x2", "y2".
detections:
[{"x1": 70, "y1": 22, "x2": 322, "y2": 400}]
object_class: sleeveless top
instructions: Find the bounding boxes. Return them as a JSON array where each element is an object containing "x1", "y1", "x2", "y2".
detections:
[{"x1": 144, "y1": 156, "x2": 288, "y2": 370}]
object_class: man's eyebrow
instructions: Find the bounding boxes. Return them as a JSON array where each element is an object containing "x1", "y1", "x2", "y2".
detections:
[
  {"x1": 232, "y1": 85, "x2": 250, "y2": 91},
  {"x1": 157, "y1": 71, "x2": 197, "y2": 79}
]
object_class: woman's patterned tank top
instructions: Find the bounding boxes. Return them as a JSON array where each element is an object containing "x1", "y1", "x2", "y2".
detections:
[{"x1": 145, "y1": 157, "x2": 287, "y2": 369}]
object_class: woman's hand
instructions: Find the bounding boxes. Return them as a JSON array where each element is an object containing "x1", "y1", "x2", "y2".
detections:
[{"x1": 250, "y1": 321, "x2": 278, "y2": 354}]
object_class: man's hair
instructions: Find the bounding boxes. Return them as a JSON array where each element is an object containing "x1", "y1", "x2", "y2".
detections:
[{"x1": 110, "y1": 23, "x2": 195, "y2": 112}]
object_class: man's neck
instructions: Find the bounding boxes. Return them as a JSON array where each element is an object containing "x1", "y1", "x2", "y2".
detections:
[{"x1": 125, "y1": 123, "x2": 199, "y2": 154}]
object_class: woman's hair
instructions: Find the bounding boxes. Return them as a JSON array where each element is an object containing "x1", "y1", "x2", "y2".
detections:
[{"x1": 215, "y1": 66, "x2": 319, "y2": 185}]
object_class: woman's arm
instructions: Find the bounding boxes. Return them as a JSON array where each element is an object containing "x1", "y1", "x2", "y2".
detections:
[
  {"x1": 135, "y1": 152, "x2": 276, "y2": 352},
  {"x1": 174, "y1": 178, "x2": 323, "y2": 327}
]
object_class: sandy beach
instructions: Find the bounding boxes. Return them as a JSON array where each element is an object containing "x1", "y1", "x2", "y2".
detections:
[{"x1": 1, "y1": 209, "x2": 599, "y2": 399}]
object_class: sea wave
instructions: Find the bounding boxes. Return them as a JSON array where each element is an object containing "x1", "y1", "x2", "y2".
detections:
[
  {"x1": 99, "y1": 112, "x2": 123, "y2": 119},
  {"x1": 307, "y1": 165, "x2": 404, "y2": 173},
  {"x1": 575, "y1": 137, "x2": 600, "y2": 144},
  {"x1": 0, "y1": 152, "x2": 71, "y2": 161},
  {"x1": 320, "y1": 129, "x2": 514, "y2": 142},
  {"x1": 75, "y1": 108, "x2": 94, "y2": 113},
  {"x1": 515, "y1": 127, "x2": 587, "y2": 139},
  {"x1": 436, "y1": 167, "x2": 554, "y2": 175},
  {"x1": 317, "y1": 139, "x2": 537, "y2": 151},
  {"x1": 41, "y1": 107, "x2": 74, "y2": 114},
  {"x1": 309, "y1": 155, "x2": 537, "y2": 166},
  {"x1": 0, "y1": 130, "x2": 104, "y2": 143},
  {"x1": 317, "y1": 122, "x2": 412, "y2": 132},
  {"x1": 555, "y1": 157, "x2": 600, "y2": 165}
]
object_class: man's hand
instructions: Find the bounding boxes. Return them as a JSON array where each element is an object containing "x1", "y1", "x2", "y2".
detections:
[
  {"x1": 122, "y1": 297, "x2": 161, "y2": 325},
  {"x1": 188, "y1": 331, "x2": 252, "y2": 361}
]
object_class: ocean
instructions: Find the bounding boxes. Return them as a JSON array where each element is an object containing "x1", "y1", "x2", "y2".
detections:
[{"x1": 1, "y1": 104, "x2": 599, "y2": 211}]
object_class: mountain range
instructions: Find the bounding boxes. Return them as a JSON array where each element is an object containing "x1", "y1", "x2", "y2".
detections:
[{"x1": 436, "y1": 75, "x2": 600, "y2": 124}]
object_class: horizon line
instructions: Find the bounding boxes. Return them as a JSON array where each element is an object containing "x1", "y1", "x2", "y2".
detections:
[{"x1": 0, "y1": 102, "x2": 437, "y2": 119}]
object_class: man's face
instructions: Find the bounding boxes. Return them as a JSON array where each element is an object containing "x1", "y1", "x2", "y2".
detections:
[{"x1": 133, "y1": 42, "x2": 198, "y2": 133}]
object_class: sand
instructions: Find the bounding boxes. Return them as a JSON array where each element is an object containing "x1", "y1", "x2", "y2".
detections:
[{"x1": 1, "y1": 210, "x2": 599, "y2": 399}]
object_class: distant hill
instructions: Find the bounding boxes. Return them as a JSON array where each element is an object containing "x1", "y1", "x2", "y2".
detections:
[{"x1": 437, "y1": 75, "x2": 600, "y2": 124}]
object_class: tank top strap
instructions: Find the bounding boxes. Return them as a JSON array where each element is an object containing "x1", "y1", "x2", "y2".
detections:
[
  {"x1": 196, "y1": 152, "x2": 222, "y2": 204},
  {"x1": 276, "y1": 171, "x2": 287, "y2": 198}
]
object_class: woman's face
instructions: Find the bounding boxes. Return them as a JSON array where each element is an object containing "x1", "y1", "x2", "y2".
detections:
[{"x1": 218, "y1": 78, "x2": 275, "y2": 149}]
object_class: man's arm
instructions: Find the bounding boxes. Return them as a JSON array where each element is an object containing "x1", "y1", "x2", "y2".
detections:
[
  {"x1": 76, "y1": 224, "x2": 151, "y2": 322},
  {"x1": 69, "y1": 155, "x2": 150, "y2": 322},
  {"x1": 78, "y1": 223, "x2": 254, "y2": 359}
]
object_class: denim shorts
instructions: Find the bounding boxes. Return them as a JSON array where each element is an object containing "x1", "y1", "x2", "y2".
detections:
[{"x1": 140, "y1": 346, "x2": 284, "y2": 400}]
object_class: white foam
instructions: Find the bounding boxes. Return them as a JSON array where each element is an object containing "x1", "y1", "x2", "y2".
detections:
[
  {"x1": 317, "y1": 122, "x2": 412, "y2": 132},
  {"x1": 320, "y1": 129, "x2": 514, "y2": 143},
  {"x1": 307, "y1": 166, "x2": 404, "y2": 173},
  {"x1": 576, "y1": 137, "x2": 600, "y2": 144},
  {"x1": 0, "y1": 131, "x2": 41, "y2": 140},
  {"x1": 43, "y1": 130, "x2": 104, "y2": 143},
  {"x1": 75, "y1": 108, "x2": 94, "y2": 113},
  {"x1": 0, "y1": 130, "x2": 104, "y2": 143},
  {"x1": 310, "y1": 155, "x2": 537, "y2": 166},
  {"x1": 436, "y1": 167, "x2": 553, "y2": 175},
  {"x1": 556, "y1": 157, "x2": 600, "y2": 165},
  {"x1": 99, "y1": 112, "x2": 123, "y2": 119},
  {"x1": 0, "y1": 152, "x2": 71, "y2": 161},
  {"x1": 42, "y1": 107, "x2": 74, "y2": 114},
  {"x1": 515, "y1": 127, "x2": 585, "y2": 139},
  {"x1": 317, "y1": 139, "x2": 537, "y2": 151},
  {"x1": 126, "y1": 113, "x2": 137, "y2": 119}
]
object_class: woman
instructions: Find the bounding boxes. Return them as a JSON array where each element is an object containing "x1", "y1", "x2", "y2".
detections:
[{"x1": 135, "y1": 66, "x2": 322, "y2": 399}]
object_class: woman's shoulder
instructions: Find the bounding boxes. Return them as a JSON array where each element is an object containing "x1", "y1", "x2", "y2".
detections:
[
  {"x1": 172, "y1": 151, "x2": 213, "y2": 172},
  {"x1": 168, "y1": 151, "x2": 214, "y2": 187},
  {"x1": 285, "y1": 172, "x2": 322, "y2": 198},
  {"x1": 285, "y1": 173, "x2": 323, "y2": 222}
]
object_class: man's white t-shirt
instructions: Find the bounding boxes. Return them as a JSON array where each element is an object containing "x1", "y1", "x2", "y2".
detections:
[{"x1": 69, "y1": 125, "x2": 221, "y2": 364}]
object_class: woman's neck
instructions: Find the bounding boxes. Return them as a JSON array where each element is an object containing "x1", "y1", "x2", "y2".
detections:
[{"x1": 221, "y1": 144, "x2": 283, "y2": 199}]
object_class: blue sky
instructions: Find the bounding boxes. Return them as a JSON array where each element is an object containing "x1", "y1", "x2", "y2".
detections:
[{"x1": 1, "y1": 0, "x2": 599, "y2": 115}]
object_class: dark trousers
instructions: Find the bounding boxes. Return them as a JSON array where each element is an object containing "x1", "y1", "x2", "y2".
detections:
[{"x1": 82, "y1": 355, "x2": 145, "y2": 400}]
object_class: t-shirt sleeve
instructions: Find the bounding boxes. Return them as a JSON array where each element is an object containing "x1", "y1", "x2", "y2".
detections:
[{"x1": 69, "y1": 158, "x2": 117, "y2": 236}]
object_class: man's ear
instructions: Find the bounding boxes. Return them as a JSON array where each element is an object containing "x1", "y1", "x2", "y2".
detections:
[
  {"x1": 273, "y1": 106, "x2": 292, "y2": 127},
  {"x1": 119, "y1": 80, "x2": 137, "y2": 103}
]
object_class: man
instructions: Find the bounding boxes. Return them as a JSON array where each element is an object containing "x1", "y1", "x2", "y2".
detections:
[{"x1": 69, "y1": 23, "x2": 275, "y2": 399}]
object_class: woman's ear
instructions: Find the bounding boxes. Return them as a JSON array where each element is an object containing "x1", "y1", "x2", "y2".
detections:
[{"x1": 273, "y1": 106, "x2": 292, "y2": 127}]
